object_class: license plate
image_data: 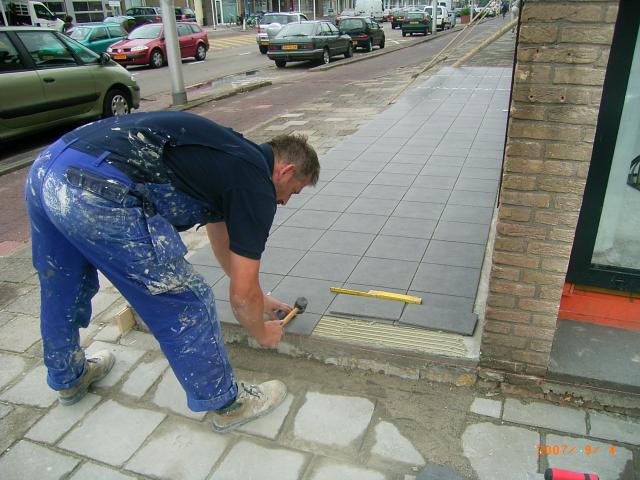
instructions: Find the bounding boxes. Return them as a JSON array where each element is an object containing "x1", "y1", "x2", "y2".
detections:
[
  {"x1": 114, "y1": 54, "x2": 126, "y2": 60},
  {"x1": 410, "y1": 21, "x2": 419, "y2": 24},
  {"x1": 352, "y1": 40, "x2": 357, "y2": 46},
  {"x1": 283, "y1": 44, "x2": 297, "y2": 50},
  {"x1": 260, "y1": 41, "x2": 269, "y2": 45}
]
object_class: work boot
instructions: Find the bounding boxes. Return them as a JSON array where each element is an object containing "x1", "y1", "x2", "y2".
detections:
[
  {"x1": 211, "y1": 380, "x2": 287, "y2": 433},
  {"x1": 58, "y1": 350, "x2": 115, "y2": 406}
]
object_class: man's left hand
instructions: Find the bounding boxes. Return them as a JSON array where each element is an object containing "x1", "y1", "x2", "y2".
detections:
[{"x1": 263, "y1": 293, "x2": 291, "y2": 320}]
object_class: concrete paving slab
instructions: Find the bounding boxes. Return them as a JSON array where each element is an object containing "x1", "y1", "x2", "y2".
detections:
[
  {"x1": 448, "y1": 190, "x2": 497, "y2": 208},
  {"x1": 267, "y1": 226, "x2": 325, "y2": 250},
  {"x1": 416, "y1": 464, "x2": 465, "y2": 480},
  {"x1": 411, "y1": 263, "x2": 481, "y2": 299},
  {"x1": 404, "y1": 186, "x2": 452, "y2": 204},
  {"x1": 503, "y1": 399, "x2": 586, "y2": 436},
  {"x1": 213, "y1": 272, "x2": 282, "y2": 302},
  {"x1": 422, "y1": 240, "x2": 487, "y2": 269},
  {"x1": 0, "y1": 352, "x2": 26, "y2": 390},
  {"x1": 0, "y1": 440, "x2": 80, "y2": 480},
  {"x1": 209, "y1": 440, "x2": 308, "y2": 480},
  {"x1": 320, "y1": 181, "x2": 367, "y2": 197},
  {"x1": 347, "y1": 197, "x2": 399, "y2": 216},
  {"x1": 459, "y1": 167, "x2": 501, "y2": 180},
  {"x1": 0, "y1": 314, "x2": 40, "y2": 352},
  {"x1": 152, "y1": 369, "x2": 207, "y2": 420},
  {"x1": 259, "y1": 247, "x2": 306, "y2": 275},
  {"x1": 308, "y1": 460, "x2": 387, "y2": 480},
  {"x1": 59, "y1": 399, "x2": 165, "y2": 466},
  {"x1": 379, "y1": 217, "x2": 437, "y2": 240},
  {"x1": 371, "y1": 421, "x2": 425, "y2": 466},
  {"x1": 348, "y1": 257, "x2": 418, "y2": 290},
  {"x1": 118, "y1": 330, "x2": 161, "y2": 350},
  {"x1": 126, "y1": 418, "x2": 228, "y2": 480},
  {"x1": 546, "y1": 434, "x2": 634, "y2": 479},
  {"x1": 311, "y1": 230, "x2": 375, "y2": 256},
  {"x1": 462, "y1": 422, "x2": 539, "y2": 480},
  {"x1": 273, "y1": 207, "x2": 298, "y2": 226},
  {"x1": 365, "y1": 235, "x2": 429, "y2": 262},
  {"x1": 589, "y1": 411, "x2": 640, "y2": 446},
  {"x1": 400, "y1": 303, "x2": 478, "y2": 336},
  {"x1": 0, "y1": 405, "x2": 42, "y2": 452},
  {"x1": 188, "y1": 247, "x2": 220, "y2": 267},
  {"x1": 393, "y1": 201, "x2": 445, "y2": 221},
  {"x1": 3, "y1": 289, "x2": 40, "y2": 316},
  {"x1": 70, "y1": 462, "x2": 137, "y2": 480},
  {"x1": 215, "y1": 300, "x2": 237, "y2": 325},
  {"x1": 194, "y1": 265, "x2": 225, "y2": 286},
  {"x1": 441, "y1": 204, "x2": 494, "y2": 225},
  {"x1": 0, "y1": 364, "x2": 58, "y2": 408},
  {"x1": 284, "y1": 312, "x2": 322, "y2": 335},
  {"x1": 237, "y1": 392, "x2": 294, "y2": 439},
  {"x1": 93, "y1": 323, "x2": 121, "y2": 343},
  {"x1": 85, "y1": 341, "x2": 146, "y2": 389},
  {"x1": 293, "y1": 391, "x2": 374, "y2": 447},
  {"x1": 419, "y1": 165, "x2": 462, "y2": 177},
  {"x1": 469, "y1": 397, "x2": 502, "y2": 419},
  {"x1": 333, "y1": 170, "x2": 377, "y2": 184},
  {"x1": 0, "y1": 403, "x2": 12, "y2": 420},
  {"x1": 120, "y1": 356, "x2": 168, "y2": 398},
  {"x1": 412, "y1": 176, "x2": 456, "y2": 190},
  {"x1": 432, "y1": 221, "x2": 490, "y2": 245},
  {"x1": 25, "y1": 393, "x2": 101, "y2": 444},
  {"x1": 329, "y1": 283, "x2": 405, "y2": 322},
  {"x1": 362, "y1": 184, "x2": 410, "y2": 201},
  {"x1": 289, "y1": 251, "x2": 360, "y2": 282},
  {"x1": 269, "y1": 276, "x2": 336, "y2": 314},
  {"x1": 283, "y1": 209, "x2": 341, "y2": 230},
  {"x1": 303, "y1": 194, "x2": 355, "y2": 212},
  {"x1": 330, "y1": 212, "x2": 388, "y2": 234}
]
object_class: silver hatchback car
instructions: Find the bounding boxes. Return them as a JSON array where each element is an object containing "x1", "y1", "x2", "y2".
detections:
[{"x1": 256, "y1": 12, "x2": 308, "y2": 54}]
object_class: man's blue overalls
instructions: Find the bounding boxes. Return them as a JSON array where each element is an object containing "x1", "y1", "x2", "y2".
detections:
[{"x1": 24, "y1": 112, "x2": 265, "y2": 411}]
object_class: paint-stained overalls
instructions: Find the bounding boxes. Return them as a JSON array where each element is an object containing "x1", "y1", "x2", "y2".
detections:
[{"x1": 24, "y1": 112, "x2": 269, "y2": 411}]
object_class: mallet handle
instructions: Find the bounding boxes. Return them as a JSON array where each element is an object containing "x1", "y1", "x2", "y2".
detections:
[{"x1": 281, "y1": 307, "x2": 300, "y2": 326}]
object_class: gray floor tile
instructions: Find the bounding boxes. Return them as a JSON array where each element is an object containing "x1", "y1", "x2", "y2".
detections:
[
  {"x1": 459, "y1": 167, "x2": 501, "y2": 180},
  {"x1": 400, "y1": 303, "x2": 478, "y2": 335},
  {"x1": 333, "y1": 170, "x2": 377, "y2": 184},
  {"x1": 454, "y1": 177, "x2": 500, "y2": 193},
  {"x1": 365, "y1": 235, "x2": 429, "y2": 262},
  {"x1": 215, "y1": 300, "x2": 238, "y2": 325},
  {"x1": 380, "y1": 217, "x2": 436, "y2": 239},
  {"x1": 330, "y1": 212, "x2": 388, "y2": 234},
  {"x1": 213, "y1": 272, "x2": 283, "y2": 301},
  {"x1": 348, "y1": 257, "x2": 419, "y2": 290},
  {"x1": 267, "y1": 226, "x2": 325, "y2": 249},
  {"x1": 419, "y1": 165, "x2": 462, "y2": 177},
  {"x1": 328, "y1": 283, "x2": 405, "y2": 322},
  {"x1": 319, "y1": 159, "x2": 351, "y2": 170},
  {"x1": 193, "y1": 265, "x2": 225, "y2": 287},
  {"x1": 354, "y1": 151, "x2": 396, "y2": 162},
  {"x1": 371, "y1": 173, "x2": 416, "y2": 187},
  {"x1": 347, "y1": 197, "x2": 399, "y2": 216},
  {"x1": 441, "y1": 204, "x2": 494, "y2": 225},
  {"x1": 409, "y1": 290, "x2": 475, "y2": 311},
  {"x1": 259, "y1": 247, "x2": 306, "y2": 275},
  {"x1": 412, "y1": 175, "x2": 456, "y2": 189},
  {"x1": 270, "y1": 276, "x2": 337, "y2": 314},
  {"x1": 423, "y1": 240, "x2": 486, "y2": 268},
  {"x1": 382, "y1": 163, "x2": 422, "y2": 175},
  {"x1": 390, "y1": 153, "x2": 429, "y2": 164},
  {"x1": 311, "y1": 230, "x2": 375, "y2": 256},
  {"x1": 319, "y1": 169, "x2": 341, "y2": 182},
  {"x1": 345, "y1": 161, "x2": 387, "y2": 172},
  {"x1": 433, "y1": 221, "x2": 490, "y2": 244},
  {"x1": 404, "y1": 186, "x2": 452, "y2": 204},
  {"x1": 448, "y1": 190, "x2": 497, "y2": 208},
  {"x1": 285, "y1": 312, "x2": 322, "y2": 335},
  {"x1": 428, "y1": 155, "x2": 466, "y2": 167},
  {"x1": 319, "y1": 181, "x2": 367, "y2": 197},
  {"x1": 464, "y1": 156, "x2": 502, "y2": 169},
  {"x1": 411, "y1": 263, "x2": 480, "y2": 298},
  {"x1": 283, "y1": 209, "x2": 340, "y2": 229},
  {"x1": 187, "y1": 247, "x2": 219, "y2": 267},
  {"x1": 433, "y1": 147, "x2": 470, "y2": 157},
  {"x1": 273, "y1": 207, "x2": 297, "y2": 226},
  {"x1": 302, "y1": 195, "x2": 355, "y2": 213},
  {"x1": 289, "y1": 251, "x2": 360, "y2": 282},
  {"x1": 393, "y1": 201, "x2": 445, "y2": 220},
  {"x1": 285, "y1": 194, "x2": 310, "y2": 209},
  {"x1": 361, "y1": 184, "x2": 409, "y2": 200}
]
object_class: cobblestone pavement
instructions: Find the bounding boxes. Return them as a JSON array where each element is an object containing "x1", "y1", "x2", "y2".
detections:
[{"x1": 1, "y1": 22, "x2": 639, "y2": 480}]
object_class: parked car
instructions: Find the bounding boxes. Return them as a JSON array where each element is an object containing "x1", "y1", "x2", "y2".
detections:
[
  {"x1": 335, "y1": 9, "x2": 358, "y2": 24},
  {"x1": 66, "y1": 22, "x2": 127, "y2": 54},
  {"x1": 338, "y1": 16, "x2": 385, "y2": 52},
  {"x1": 267, "y1": 20, "x2": 352, "y2": 68},
  {"x1": 125, "y1": 6, "x2": 162, "y2": 27},
  {"x1": 255, "y1": 12, "x2": 308, "y2": 54},
  {"x1": 0, "y1": 26, "x2": 139, "y2": 142},
  {"x1": 422, "y1": 5, "x2": 451, "y2": 30},
  {"x1": 389, "y1": 8, "x2": 409, "y2": 29},
  {"x1": 401, "y1": 11, "x2": 431, "y2": 37},
  {"x1": 174, "y1": 7, "x2": 196, "y2": 22},
  {"x1": 104, "y1": 15, "x2": 137, "y2": 33},
  {"x1": 107, "y1": 22, "x2": 209, "y2": 68}
]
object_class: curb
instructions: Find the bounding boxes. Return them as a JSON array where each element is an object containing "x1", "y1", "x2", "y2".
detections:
[{"x1": 167, "y1": 79, "x2": 273, "y2": 111}]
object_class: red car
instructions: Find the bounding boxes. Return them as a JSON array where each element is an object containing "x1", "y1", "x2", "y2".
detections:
[{"x1": 107, "y1": 22, "x2": 209, "y2": 68}]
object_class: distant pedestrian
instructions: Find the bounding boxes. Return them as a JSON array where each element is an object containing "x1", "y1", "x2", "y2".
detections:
[
  {"x1": 510, "y1": 0, "x2": 520, "y2": 33},
  {"x1": 25, "y1": 111, "x2": 320, "y2": 433},
  {"x1": 62, "y1": 15, "x2": 74, "y2": 34},
  {"x1": 501, "y1": 2, "x2": 508, "y2": 19}
]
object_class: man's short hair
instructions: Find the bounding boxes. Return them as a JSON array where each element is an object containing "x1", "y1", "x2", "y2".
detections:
[{"x1": 268, "y1": 134, "x2": 320, "y2": 186}]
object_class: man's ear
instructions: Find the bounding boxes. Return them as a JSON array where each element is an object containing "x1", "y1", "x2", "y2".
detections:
[{"x1": 281, "y1": 163, "x2": 296, "y2": 177}]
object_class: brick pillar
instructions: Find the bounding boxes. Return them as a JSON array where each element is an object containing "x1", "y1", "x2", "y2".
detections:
[{"x1": 479, "y1": 0, "x2": 619, "y2": 377}]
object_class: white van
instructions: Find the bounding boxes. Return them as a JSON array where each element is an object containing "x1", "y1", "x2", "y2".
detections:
[
  {"x1": 355, "y1": 0, "x2": 384, "y2": 22},
  {"x1": 0, "y1": 0, "x2": 63, "y2": 29},
  {"x1": 423, "y1": 5, "x2": 451, "y2": 30}
]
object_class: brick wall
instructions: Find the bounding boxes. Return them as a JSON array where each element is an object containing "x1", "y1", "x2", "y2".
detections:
[{"x1": 479, "y1": 0, "x2": 619, "y2": 377}]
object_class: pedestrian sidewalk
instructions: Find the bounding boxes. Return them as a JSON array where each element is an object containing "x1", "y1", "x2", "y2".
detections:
[{"x1": 0, "y1": 24, "x2": 639, "y2": 480}]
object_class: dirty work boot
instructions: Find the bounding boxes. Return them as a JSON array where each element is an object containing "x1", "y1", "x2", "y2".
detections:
[
  {"x1": 211, "y1": 380, "x2": 287, "y2": 433},
  {"x1": 58, "y1": 350, "x2": 115, "y2": 406}
]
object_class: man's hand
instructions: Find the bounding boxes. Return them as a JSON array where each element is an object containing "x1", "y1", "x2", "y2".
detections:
[
  {"x1": 256, "y1": 320, "x2": 285, "y2": 347},
  {"x1": 263, "y1": 293, "x2": 292, "y2": 320}
]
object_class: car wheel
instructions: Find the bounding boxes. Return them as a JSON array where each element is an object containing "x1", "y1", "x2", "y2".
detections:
[
  {"x1": 103, "y1": 88, "x2": 130, "y2": 117},
  {"x1": 379, "y1": 37, "x2": 385, "y2": 49},
  {"x1": 322, "y1": 47, "x2": 330, "y2": 65},
  {"x1": 275, "y1": 59, "x2": 286, "y2": 68},
  {"x1": 259, "y1": 45, "x2": 268, "y2": 54},
  {"x1": 344, "y1": 42, "x2": 353, "y2": 58},
  {"x1": 365, "y1": 38, "x2": 373, "y2": 52},
  {"x1": 195, "y1": 43, "x2": 206, "y2": 61},
  {"x1": 150, "y1": 49, "x2": 164, "y2": 68},
  {"x1": 424, "y1": 29, "x2": 428, "y2": 36},
  {"x1": 402, "y1": 31, "x2": 406, "y2": 37}
]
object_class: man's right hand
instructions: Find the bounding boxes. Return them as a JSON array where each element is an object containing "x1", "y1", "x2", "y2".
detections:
[{"x1": 256, "y1": 320, "x2": 285, "y2": 347}]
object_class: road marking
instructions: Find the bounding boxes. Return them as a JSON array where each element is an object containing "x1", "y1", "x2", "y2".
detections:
[{"x1": 211, "y1": 35, "x2": 256, "y2": 51}]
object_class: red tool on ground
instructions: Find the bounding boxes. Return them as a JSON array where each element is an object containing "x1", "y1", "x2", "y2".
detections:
[{"x1": 544, "y1": 468, "x2": 600, "y2": 480}]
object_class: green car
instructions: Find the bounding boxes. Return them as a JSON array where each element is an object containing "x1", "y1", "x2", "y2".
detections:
[
  {"x1": 0, "y1": 27, "x2": 140, "y2": 143},
  {"x1": 66, "y1": 23, "x2": 127, "y2": 54},
  {"x1": 401, "y1": 11, "x2": 432, "y2": 37},
  {"x1": 267, "y1": 20, "x2": 353, "y2": 68}
]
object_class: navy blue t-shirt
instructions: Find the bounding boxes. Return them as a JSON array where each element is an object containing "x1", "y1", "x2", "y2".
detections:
[{"x1": 163, "y1": 144, "x2": 276, "y2": 260}]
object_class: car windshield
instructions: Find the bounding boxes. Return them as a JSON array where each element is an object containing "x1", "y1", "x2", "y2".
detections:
[
  {"x1": 339, "y1": 18, "x2": 364, "y2": 29},
  {"x1": 263, "y1": 14, "x2": 294, "y2": 24},
  {"x1": 276, "y1": 23, "x2": 316, "y2": 37},
  {"x1": 128, "y1": 24, "x2": 162, "y2": 39},
  {"x1": 339, "y1": 10, "x2": 356, "y2": 16},
  {"x1": 407, "y1": 12, "x2": 424, "y2": 19},
  {"x1": 67, "y1": 27, "x2": 90, "y2": 40}
]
